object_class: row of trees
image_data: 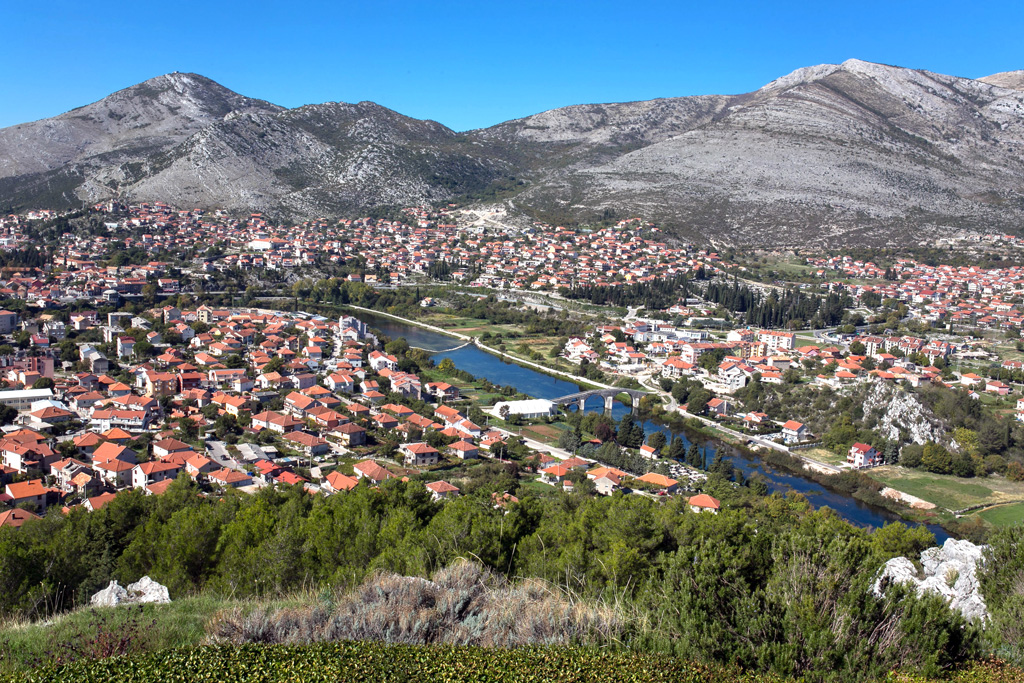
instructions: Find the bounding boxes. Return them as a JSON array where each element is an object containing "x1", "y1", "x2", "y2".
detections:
[{"x1": 702, "y1": 281, "x2": 853, "y2": 329}]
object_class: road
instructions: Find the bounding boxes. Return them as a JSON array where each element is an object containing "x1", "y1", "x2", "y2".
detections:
[
  {"x1": 675, "y1": 410, "x2": 843, "y2": 473},
  {"x1": 205, "y1": 439, "x2": 242, "y2": 471}
]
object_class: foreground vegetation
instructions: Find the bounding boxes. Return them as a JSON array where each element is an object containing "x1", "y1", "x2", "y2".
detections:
[
  {"x1": 5, "y1": 474, "x2": 1024, "y2": 681},
  {"x1": 1, "y1": 641, "x2": 1021, "y2": 683}
]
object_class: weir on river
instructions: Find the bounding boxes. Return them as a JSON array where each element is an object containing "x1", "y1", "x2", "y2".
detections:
[{"x1": 411, "y1": 341, "x2": 473, "y2": 353}]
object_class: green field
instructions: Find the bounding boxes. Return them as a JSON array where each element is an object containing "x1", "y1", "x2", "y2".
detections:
[
  {"x1": 870, "y1": 466, "x2": 1024, "y2": 515},
  {"x1": 977, "y1": 502, "x2": 1024, "y2": 526},
  {"x1": 800, "y1": 447, "x2": 849, "y2": 467}
]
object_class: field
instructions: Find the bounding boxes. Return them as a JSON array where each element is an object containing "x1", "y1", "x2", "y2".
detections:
[
  {"x1": 800, "y1": 447, "x2": 849, "y2": 467},
  {"x1": 977, "y1": 502, "x2": 1024, "y2": 526},
  {"x1": 0, "y1": 596, "x2": 301, "y2": 675},
  {"x1": 520, "y1": 423, "x2": 567, "y2": 444},
  {"x1": 870, "y1": 466, "x2": 1024, "y2": 516}
]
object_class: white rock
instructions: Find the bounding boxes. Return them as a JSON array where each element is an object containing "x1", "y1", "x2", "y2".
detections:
[
  {"x1": 871, "y1": 538, "x2": 988, "y2": 622},
  {"x1": 126, "y1": 576, "x2": 171, "y2": 604},
  {"x1": 90, "y1": 580, "x2": 129, "y2": 607},
  {"x1": 90, "y1": 576, "x2": 171, "y2": 607}
]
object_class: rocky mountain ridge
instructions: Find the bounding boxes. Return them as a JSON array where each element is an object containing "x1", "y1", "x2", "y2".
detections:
[{"x1": 2, "y1": 61, "x2": 1023, "y2": 246}]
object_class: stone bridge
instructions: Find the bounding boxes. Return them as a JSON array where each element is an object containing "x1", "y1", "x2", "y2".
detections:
[{"x1": 551, "y1": 388, "x2": 648, "y2": 414}]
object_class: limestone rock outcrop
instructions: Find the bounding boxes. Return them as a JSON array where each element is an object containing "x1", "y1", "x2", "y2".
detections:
[
  {"x1": 90, "y1": 576, "x2": 171, "y2": 607},
  {"x1": 873, "y1": 538, "x2": 987, "y2": 622}
]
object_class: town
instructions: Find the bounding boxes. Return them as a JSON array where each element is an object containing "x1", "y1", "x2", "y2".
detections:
[{"x1": 1, "y1": 201, "x2": 1023, "y2": 536}]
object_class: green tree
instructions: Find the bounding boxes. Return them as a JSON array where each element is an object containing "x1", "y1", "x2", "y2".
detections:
[
  {"x1": 900, "y1": 443, "x2": 923, "y2": 468},
  {"x1": 646, "y1": 431, "x2": 667, "y2": 454},
  {"x1": 668, "y1": 436, "x2": 686, "y2": 460},
  {"x1": 0, "y1": 404, "x2": 17, "y2": 426},
  {"x1": 557, "y1": 429, "x2": 581, "y2": 453},
  {"x1": 686, "y1": 388, "x2": 710, "y2": 416},
  {"x1": 920, "y1": 442, "x2": 953, "y2": 475}
]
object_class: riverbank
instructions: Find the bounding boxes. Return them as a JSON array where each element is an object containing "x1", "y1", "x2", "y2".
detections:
[
  {"x1": 342, "y1": 304, "x2": 623, "y2": 393},
  {"x1": 645, "y1": 408, "x2": 953, "y2": 537},
  {"x1": 339, "y1": 304, "x2": 953, "y2": 537}
]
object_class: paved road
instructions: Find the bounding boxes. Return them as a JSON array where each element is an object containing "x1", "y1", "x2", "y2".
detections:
[{"x1": 205, "y1": 439, "x2": 242, "y2": 471}]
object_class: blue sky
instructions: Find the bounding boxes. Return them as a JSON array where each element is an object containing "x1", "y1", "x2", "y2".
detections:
[{"x1": 3, "y1": 0, "x2": 1022, "y2": 131}]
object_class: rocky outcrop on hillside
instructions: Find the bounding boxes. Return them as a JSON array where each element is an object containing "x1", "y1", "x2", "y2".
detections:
[
  {"x1": 91, "y1": 576, "x2": 171, "y2": 607},
  {"x1": 3, "y1": 60, "x2": 1024, "y2": 245},
  {"x1": 863, "y1": 381, "x2": 944, "y2": 445},
  {"x1": 873, "y1": 538, "x2": 987, "y2": 622}
]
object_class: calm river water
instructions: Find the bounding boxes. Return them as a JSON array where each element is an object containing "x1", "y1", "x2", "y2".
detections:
[{"x1": 357, "y1": 310, "x2": 950, "y2": 542}]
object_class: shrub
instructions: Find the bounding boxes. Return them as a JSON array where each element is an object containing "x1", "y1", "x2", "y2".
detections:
[
  {"x1": 207, "y1": 560, "x2": 623, "y2": 648},
  {"x1": 42, "y1": 606, "x2": 155, "y2": 669},
  {"x1": 0, "y1": 642, "x2": 798, "y2": 683}
]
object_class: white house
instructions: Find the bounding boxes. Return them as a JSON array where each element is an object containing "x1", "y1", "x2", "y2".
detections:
[{"x1": 847, "y1": 443, "x2": 879, "y2": 468}]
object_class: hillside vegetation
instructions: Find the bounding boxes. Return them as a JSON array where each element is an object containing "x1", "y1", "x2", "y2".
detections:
[{"x1": 6, "y1": 475, "x2": 1024, "y2": 681}]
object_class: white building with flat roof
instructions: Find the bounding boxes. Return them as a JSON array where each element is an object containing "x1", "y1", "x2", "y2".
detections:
[
  {"x1": 492, "y1": 399, "x2": 557, "y2": 420},
  {"x1": 0, "y1": 388, "x2": 55, "y2": 411}
]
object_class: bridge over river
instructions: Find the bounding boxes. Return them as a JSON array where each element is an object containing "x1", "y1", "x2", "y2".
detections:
[{"x1": 551, "y1": 388, "x2": 648, "y2": 414}]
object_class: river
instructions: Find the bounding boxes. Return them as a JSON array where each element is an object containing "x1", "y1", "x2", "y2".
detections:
[{"x1": 356, "y1": 309, "x2": 950, "y2": 542}]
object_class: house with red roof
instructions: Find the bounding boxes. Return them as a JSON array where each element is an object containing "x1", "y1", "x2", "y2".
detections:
[
  {"x1": 781, "y1": 420, "x2": 808, "y2": 444},
  {"x1": 401, "y1": 442, "x2": 439, "y2": 467},
  {"x1": 637, "y1": 472, "x2": 678, "y2": 494},
  {"x1": 688, "y1": 493, "x2": 721, "y2": 513},
  {"x1": 426, "y1": 480, "x2": 460, "y2": 500},
  {"x1": 353, "y1": 459, "x2": 394, "y2": 483},
  {"x1": 0, "y1": 507, "x2": 40, "y2": 528},
  {"x1": 847, "y1": 443, "x2": 879, "y2": 468},
  {"x1": 4, "y1": 479, "x2": 55, "y2": 512},
  {"x1": 323, "y1": 470, "x2": 359, "y2": 493}
]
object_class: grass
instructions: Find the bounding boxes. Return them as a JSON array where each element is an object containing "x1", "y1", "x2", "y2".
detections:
[
  {"x1": 870, "y1": 467, "x2": 1024, "y2": 514},
  {"x1": 518, "y1": 479, "x2": 560, "y2": 496},
  {"x1": 208, "y1": 560, "x2": 621, "y2": 648},
  {"x1": 0, "y1": 595, "x2": 302, "y2": 675},
  {"x1": 976, "y1": 502, "x2": 1024, "y2": 526},
  {"x1": 800, "y1": 447, "x2": 850, "y2": 467}
]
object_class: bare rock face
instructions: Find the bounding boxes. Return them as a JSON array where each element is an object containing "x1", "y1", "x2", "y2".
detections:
[
  {"x1": 873, "y1": 538, "x2": 987, "y2": 622},
  {"x1": 127, "y1": 576, "x2": 171, "y2": 604},
  {"x1": 863, "y1": 382, "x2": 943, "y2": 445},
  {"x1": 90, "y1": 576, "x2": 171, "y2": 607}
]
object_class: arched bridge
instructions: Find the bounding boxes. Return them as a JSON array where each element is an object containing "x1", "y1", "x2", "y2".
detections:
[{"x1": 551, "y1": 388, "x2": 648, "y2": 414}]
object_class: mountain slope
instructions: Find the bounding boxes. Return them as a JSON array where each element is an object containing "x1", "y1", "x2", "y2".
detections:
[
  {"x1": 123, "y1": 101, "x2": 511, "y2": 217},
  {"x1": 979, "y1": 70, "x2": 1024, "y2": 91},
  {"x1": 2, "y1": 61, "x2": 1024, "y2": 245},
  {"x1": 0, "y1": 73, "x2": 282, "y2": 201},
  {"x1": 508, "y1": 60, "x2": 1024, "y2": 245}
]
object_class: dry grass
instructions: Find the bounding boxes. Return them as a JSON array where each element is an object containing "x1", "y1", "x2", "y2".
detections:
[{"x1": 206, "y1": 560, "x2": 624, "y2": 648}]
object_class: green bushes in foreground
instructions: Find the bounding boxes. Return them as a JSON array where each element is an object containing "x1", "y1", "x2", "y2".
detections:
[
  {"x1": 0, "y1": 642, "x2": 806, "y2": 683},
  {"x1": 2, "y1": 643, "x2": 1021, "y2": 683}
]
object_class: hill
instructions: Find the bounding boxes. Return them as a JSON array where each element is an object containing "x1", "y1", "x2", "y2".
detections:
[{"x1": 2, "y1": 61, "x2": 1024, "y2": 245}]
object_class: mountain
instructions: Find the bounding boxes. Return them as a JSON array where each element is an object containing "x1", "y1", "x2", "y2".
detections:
[
  {"x1": 0, "y1": 73, "x2": 282, "y2": 208},
  {"x1": 2, "y1": 61, "x2": 1024, "y2": 246},
  {"x1": 979, "y1": 70, "x2": 1024, "y2": 91},
  {"x1": 495, "y1": 60, "x2": 1024, "y2": 246}
]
